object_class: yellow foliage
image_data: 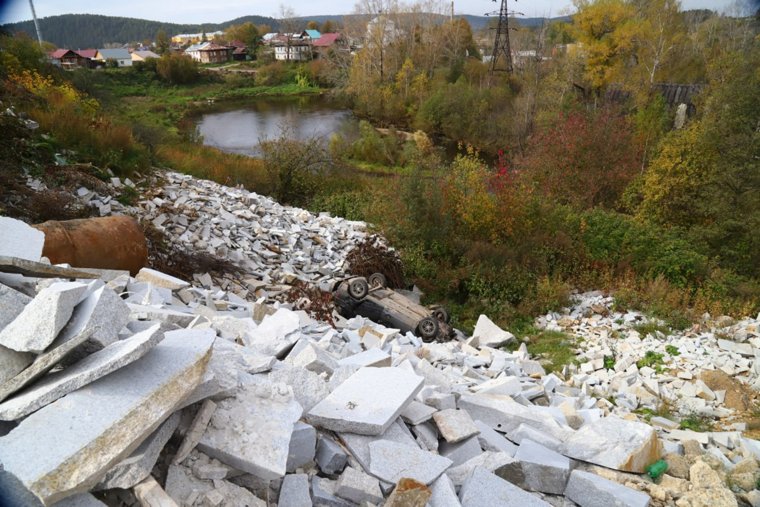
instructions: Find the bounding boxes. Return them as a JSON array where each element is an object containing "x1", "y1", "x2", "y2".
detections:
[
  {"x1": 445, "y1": 146, "x2": 500, "y2": 242},
  {"x1": 8, "y1": 69, "x2": 99, "y2": 114}
]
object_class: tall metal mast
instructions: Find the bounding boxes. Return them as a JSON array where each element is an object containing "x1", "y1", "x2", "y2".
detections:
[
  {"x1": 28, "y1": 0, "x2": 43, "y2": 46},
  {"x1": 488, "y1": 0, "x2": 513, "y2": 74}
]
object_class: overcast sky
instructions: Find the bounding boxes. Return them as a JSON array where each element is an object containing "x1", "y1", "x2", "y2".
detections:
[{"x1": 0, "y1": 0, "x2": 739, "y2": 25}]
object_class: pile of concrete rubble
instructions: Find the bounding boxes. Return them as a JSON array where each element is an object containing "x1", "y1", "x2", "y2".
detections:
[
  {"x1": 1, "y1": 171, "x2": 759, "y2": 507},
  {"x1": 48, "y1": 170, "x2": 371, "y2": 298}
]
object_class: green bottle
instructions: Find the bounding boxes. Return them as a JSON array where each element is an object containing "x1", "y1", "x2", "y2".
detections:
[{"x1": 646, "y1": 459, "x2": 668, "y2": 481}]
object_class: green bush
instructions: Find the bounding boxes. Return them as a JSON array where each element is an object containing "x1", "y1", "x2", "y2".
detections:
[{"x1": 156, "y1": 53, "x2": 199, "y2": 85}]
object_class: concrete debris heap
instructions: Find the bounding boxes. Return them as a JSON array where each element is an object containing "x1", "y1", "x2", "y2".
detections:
[
  {"x1": 38, "y1": 170, "x2": 373, "y2": 298},
  {"x1": 0, "y1": 172, "x2": 759, "y2": 507}
]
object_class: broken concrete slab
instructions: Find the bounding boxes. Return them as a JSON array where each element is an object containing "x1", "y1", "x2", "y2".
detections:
[
  {"x1": 561, "y1": 416, "x2": 662, "y2": 473},
  {"x1": 0, "y1": 346, "x2": 34, "y2": 387},
  {"x1": 368, "y1": 440, "x2": 453, "y2": 485},
  {"x1": 458, "y1": 393, "x2": 570, "y2": 440},
  {"x1": 564, "y1": 469, "x2": 651, "y2": 507},
  {"x1": 428, "y1": 475, "x2": 460, "y2": 507},
  {"x1": 0, "y1": 329, "x2": 213, "y2": 505},
  {"x1": 0, "y1": 217, "x2": 45, "y2": 262},
  {"x1": 446, "y1": 451, "x2": 516, "y2": 487},
  {"x1": 0, "y1": 281, "x2": 88, "y2": 353},
  {"x1": 133, "y1": 476, "x2": 180, "y2": 507},
  {"x1": 164, "y1": 464, "x2": 213, "y2": 505},
  {"x1": 459, "y1": 467, "x2": 550, "y2": 507},
  {"x1": 312, "y1": 477, "x2": 354, "y2": 507},
  {"x1": 433, "y1": 408, "x2": 480, "y2": 443},
  {"x1": 95, "y1": 412, "x2": 181, "y2": 491},
  {"x1": 269, "y1": 362, "x2": 331, "y2": 412},
  {"x1": 58, "y1": 285, "x2": 131, "y2": 359},
  {"x1": 316, "y1": 435, "x2": 348, "y2": 475},
  {"x1": 0, "y1": 283, "x2": 31, "y2": 332},
  {"x1": 401, "y1": 400, "x2": 438, "y2": 425},
  {"x1": 512, "y1": 438, "x2": 573, "y2": 495},
  {"x1": 51, "y1": 493, "x2": 107, "y2": 507},
  {"x1": 335, "y1": 466, "x2": 383, "y2": 504},
  {"x1": 474, "y1": 420, "x2": 518, "y2": 456},
  {"x1": 339, "y1": 419, "x2": 419, "y2": 473},
  {"x1": 246, "y1": 307, "x2": 301, "y2": 357},
  {"x1": 471, "y1": 315, "x2": 516, "y2": 349},
  {"x1": 0, "y1": 256, "x2": 99, "y2": 280},
  {"x1": 307, "y1": 367, "x2": 424, "y2": 435},
  {"x1": 285, "y1": 339, "x2": 338, "y2": 375},
  {"x1": 338, "y1": 348, "x2": 391, "y2": 368},
  {"x1": 0, "y1": 324, "x2": 163, "y2": 420},
  {"x1": 439, "y1": 436, "x2": 483, "y2": 467},
  {"x1": 279, "y1": 473, "x2": 311, "y2": 507},
  {"x1": 0, "y1": 329, "x2": 92, "y2": 401},
  {"x1": 286, "y1": 421, "x2": 317, "y2": 472},
  {"x1": 173, "y1": 399, "x2": 217, "y2": 465},
  {"x1": 135, "y1": 267, "x2": 190, "y2": 290},
  {"x1": 197, "y1": 382, "x2": 302, "y2": 480}
]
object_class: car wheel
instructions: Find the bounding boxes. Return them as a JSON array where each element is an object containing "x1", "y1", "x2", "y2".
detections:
[
  {"x1": 368, "y1": 273, "x2": 387, "y2": 289},
  {"x1": 347, "y1": 278, "x2": 369, "y2": 300},
  {"x1": 418, "y1": 317, "x2": 439, "y2": 342},
  {"x1": 432, "y1": 307, "x2": 449, "y2": 323}
]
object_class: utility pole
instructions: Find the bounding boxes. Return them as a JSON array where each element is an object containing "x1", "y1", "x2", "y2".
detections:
[
  {"x1": 28, "y1": 0, "x2": 43, "y2": 47},
  {"x1": 487, "y1": 0, "x2": 515, "y2": 74}
]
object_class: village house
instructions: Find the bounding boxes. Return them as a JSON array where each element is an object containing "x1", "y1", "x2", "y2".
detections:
[
  {"x1": 171, "y1": 31, "x2": 224, "y2": 46},
  {"x1": 94, "y1": 48, "x2": 133, "y2": 67},
  {"x1": 228, "y1": 40, "x2": 249, "y2": 61},
  {"x1": 312, "y1": 33, "x2": 348, "y2": 59},
  {"x1": 184, "y1": 42, "x2": 232, "y2": 63},
  {"x1": 48, "y1": 49, "x2": 99, "y2": 69},
  {"x1": 131, "y1": 50, "x2": 160, "y2": 63},
  {"x1": 273, "y1": 36, "x2": 312, "y2": 61}
]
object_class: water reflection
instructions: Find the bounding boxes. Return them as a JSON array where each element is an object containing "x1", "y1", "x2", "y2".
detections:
[{"x1": 196, "y1": 97, "x2": 357, "y2": 157}]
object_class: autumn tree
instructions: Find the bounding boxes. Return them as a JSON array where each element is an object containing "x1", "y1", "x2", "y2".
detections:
[
  {"x1": 638, "y1": 40, "x2": 760, "y2": 276},
  {"x1": 156, "y1": 30, "x2": 171, "y2": 55},
  {"x1": 224, "y1": 22, "x2": 259, "y2": 49},
  {"x1": 518, "y1": 105, "x2": 643, "y2": 209},
  {"x1": 572, "y1": 0, "x2": 637, "y2": 90}
]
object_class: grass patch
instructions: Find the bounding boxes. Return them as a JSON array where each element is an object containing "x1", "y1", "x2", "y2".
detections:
[
  {"x1": 636, "y1": 400, "x2": 676, "y2": 422},
  {"x1": 524, "y1": 330, "x2": 578, "y2": 373},
  {"x1": 679, "y1": 413, "x2": 714, "y2": 432},
  {"x1": 632, "y1": 321, "x2": 670, "y2": 338},
  {"x1": 155, "y1": 143, "x2": 269, "y2": 191},
  {"x1": 636, "y1": 351, "x2": 666, "y2": 372}
]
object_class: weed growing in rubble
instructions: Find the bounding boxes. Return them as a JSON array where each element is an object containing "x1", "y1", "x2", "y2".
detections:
[
  {"x1": 665, "y1": 345, "x2": 680, "y2": 356},
  {"x1": 636, "y1": 351, "x2": 666, "y2": 372},
  {"x1": 632, "y1": 321, "x2": 670, "y2": 338},
  {"x1": 679, "y1": 413, "x2": 714, "y2": 432},
  {"x1": 525, "y1": 330, "x2": 577, "y2": 374},
  {"x1": 603, "y1": 355, "x2": 616, "y2": 370}
]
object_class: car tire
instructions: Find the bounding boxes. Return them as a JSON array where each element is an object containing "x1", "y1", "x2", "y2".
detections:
[
  {"x1": 368, "y1": 273, "x2": 388, "y2": 289},
  {"x1": 418, "y1": 317, "x2": 439, "y2": 342},
  {"x1": 432, "y1": 307, "x2": 449, "y2": 323},
  {"x1": 347, "y1": 278, "x2": 369, "y2": 300}
]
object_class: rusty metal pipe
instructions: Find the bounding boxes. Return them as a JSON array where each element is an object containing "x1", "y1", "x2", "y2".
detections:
[{"x1": 33, "y1": 216, "x2": 148, "y2": 275}]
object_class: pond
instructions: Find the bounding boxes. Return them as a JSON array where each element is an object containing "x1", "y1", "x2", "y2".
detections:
[{"x1": 195, "y1": 96, "x2": 358, "y2": 157}]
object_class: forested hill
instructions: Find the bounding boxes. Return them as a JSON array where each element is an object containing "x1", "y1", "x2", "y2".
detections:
[
  {"x1": 1, "y1": 14, "x2": 278, "y2": 49},
  {"x1": 1, "y1": 12, "x2": 574, "y2": 49}
]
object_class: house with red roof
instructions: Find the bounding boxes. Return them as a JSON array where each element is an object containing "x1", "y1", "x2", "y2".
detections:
[
  {"x1": 312, "y1": 33, "x2": 348, "y2": 59},
  {"x1": 48, "y1": 49, "x2": 94, "y2": 69}
]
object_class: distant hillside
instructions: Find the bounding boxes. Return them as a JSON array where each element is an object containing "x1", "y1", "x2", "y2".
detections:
[
  {"x1": 1, "y1": 14, "x2": 278, "y2": 49},
  {"x1": 0, "y1": 12, "x2": 571, "y2": 49},
  {"x1": 295, "y1": 13, "x2": 572, "y2": 31}
]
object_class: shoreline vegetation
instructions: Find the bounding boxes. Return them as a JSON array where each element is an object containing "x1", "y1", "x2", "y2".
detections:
[{"x1": 1, "y1": 3, "x2": 758, "y2": 336}]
